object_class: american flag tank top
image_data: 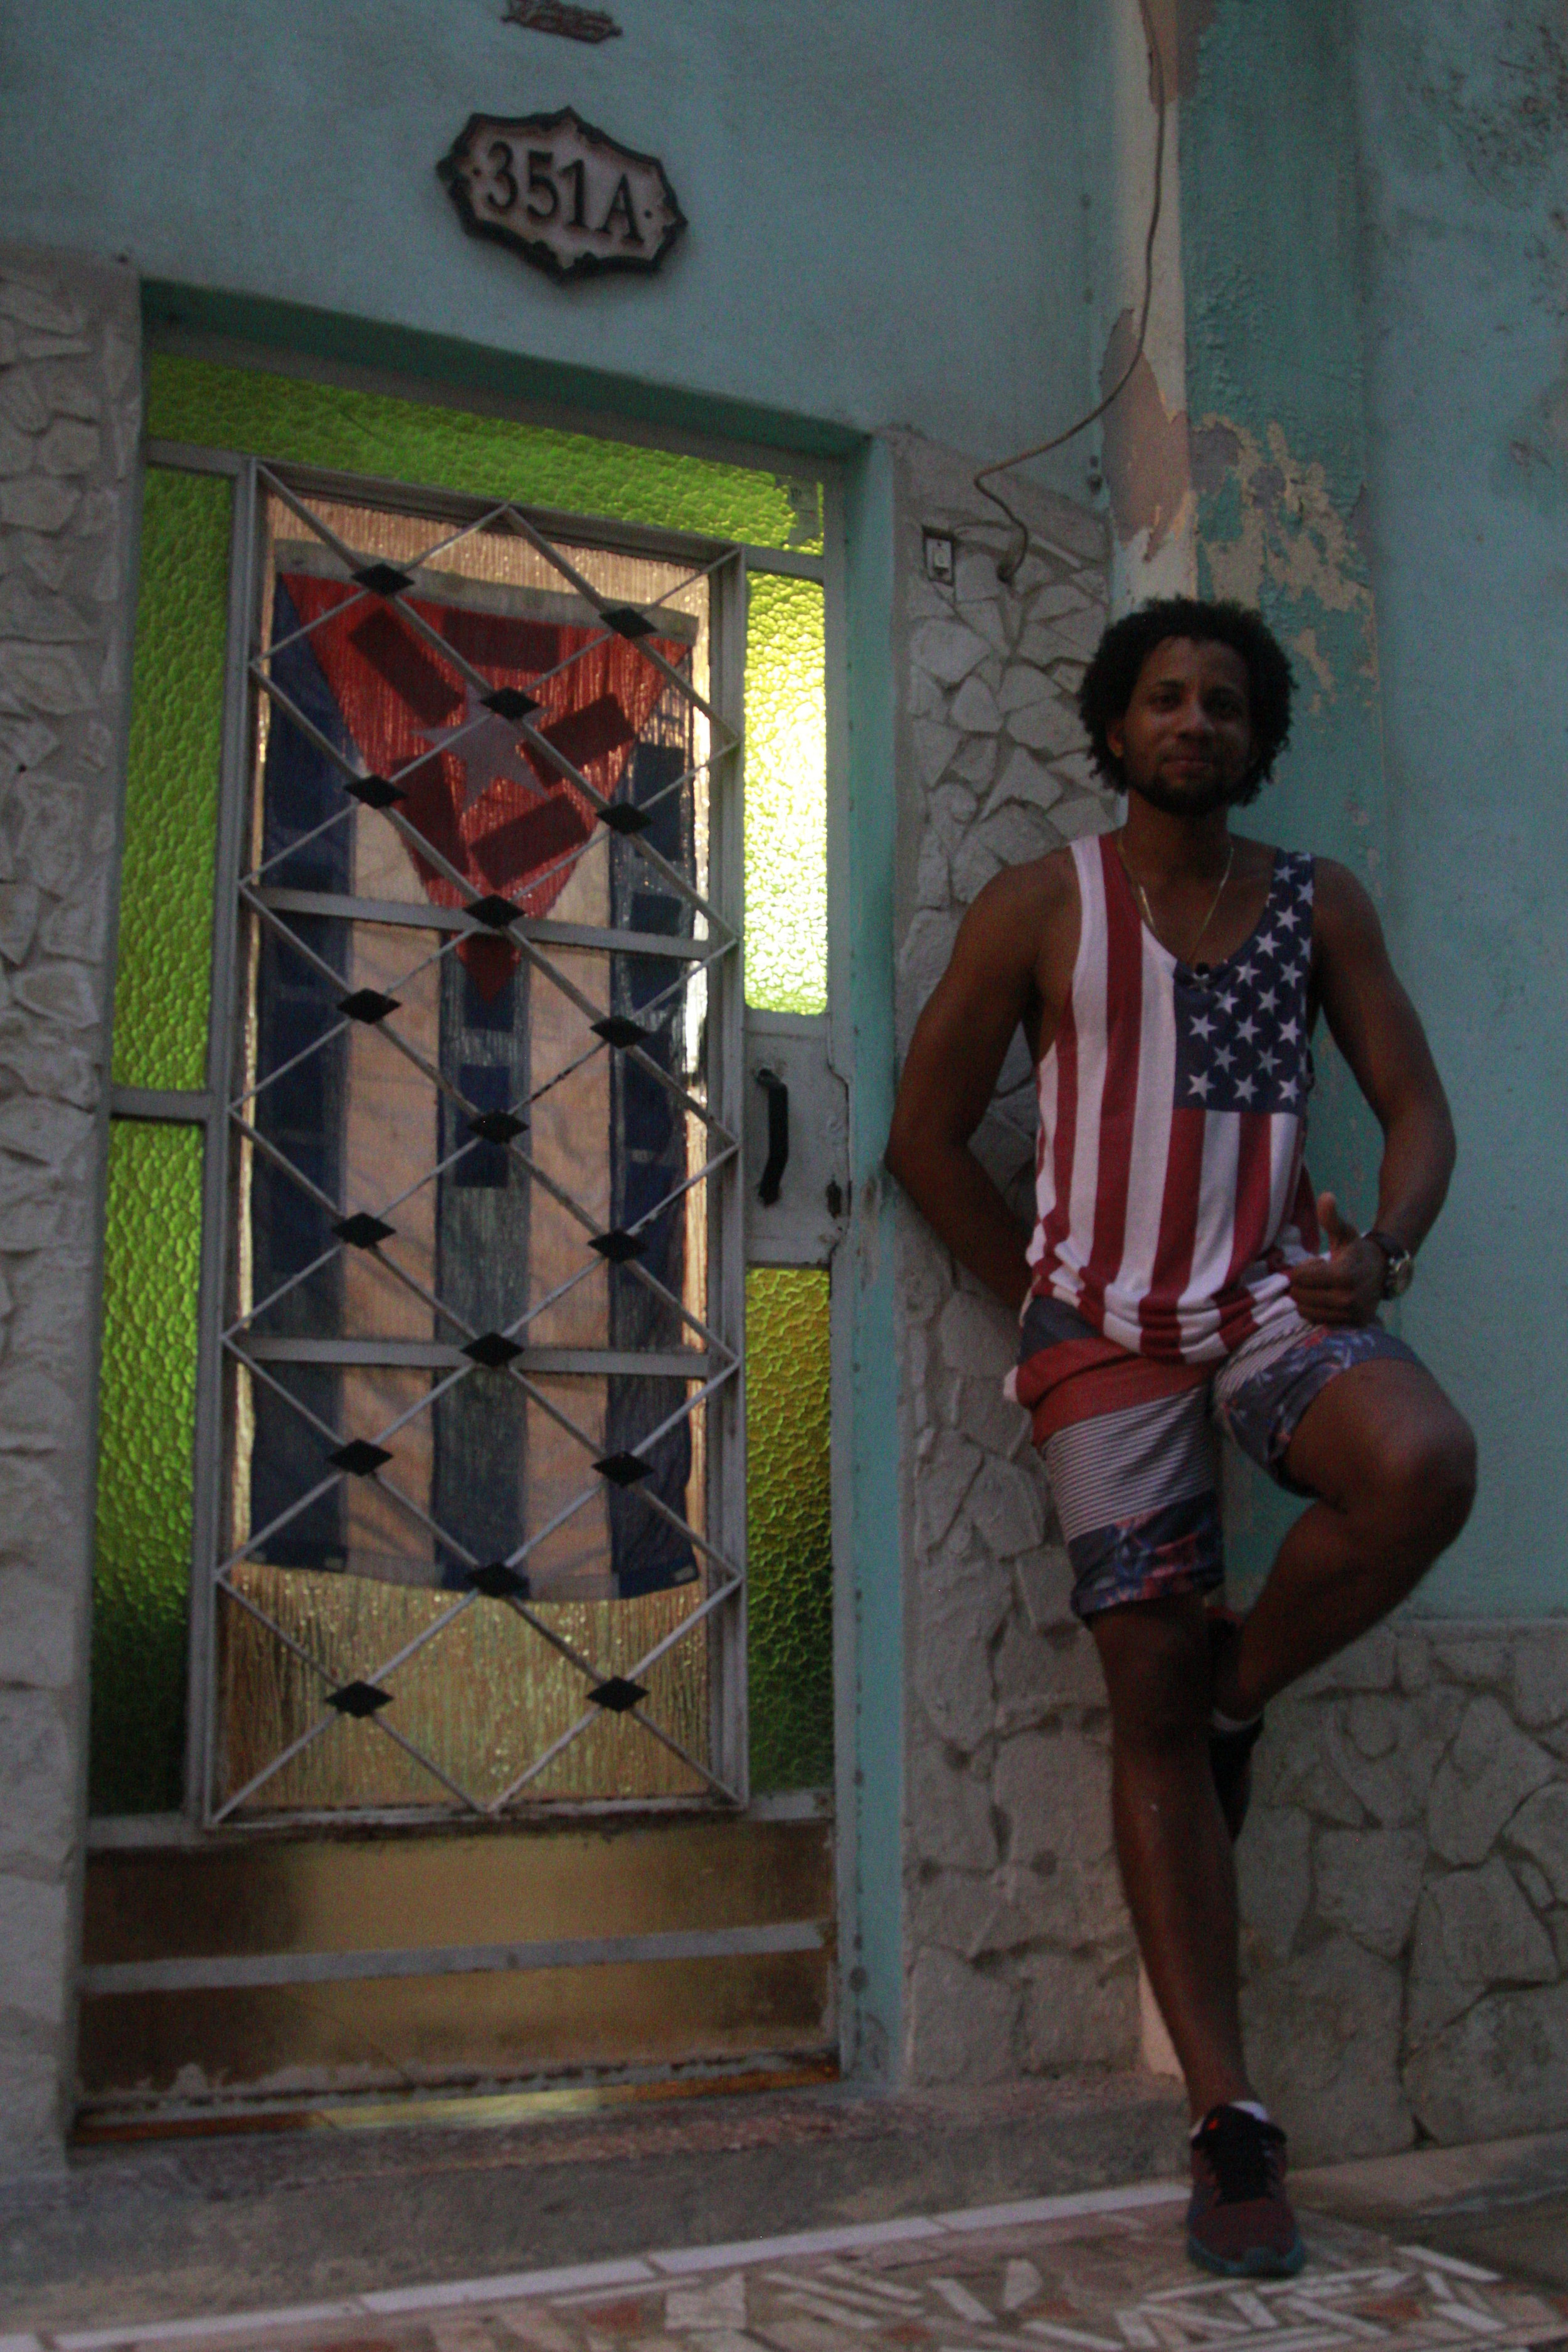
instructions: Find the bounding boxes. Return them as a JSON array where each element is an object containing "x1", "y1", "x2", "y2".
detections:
[{"x1": 1025, "y1": 834, "x2": 1321, "y2": 1365}]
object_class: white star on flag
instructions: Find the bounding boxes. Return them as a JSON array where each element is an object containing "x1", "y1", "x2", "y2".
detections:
[{"x1": 416, "y1": 684, "x2": 548, "y2": 813}]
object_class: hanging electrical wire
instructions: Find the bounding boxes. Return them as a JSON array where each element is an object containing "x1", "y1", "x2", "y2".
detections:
[{"x1": 974, "y1": 0, "x2": 1167, "y2": 583}]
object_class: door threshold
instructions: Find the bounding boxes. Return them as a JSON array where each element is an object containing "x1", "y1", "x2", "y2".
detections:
[{"x1": 73, "y1": 2053, "x2": 840, "y2": 2146}]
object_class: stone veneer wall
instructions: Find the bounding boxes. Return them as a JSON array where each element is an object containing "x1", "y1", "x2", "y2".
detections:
[
  {"x1": 887, "y1": 432, "x2": 1138, "y2": 2085},
  {"x1": 1240, "y1": 1618, "x2": 1568, "y2": 2161},
  {"x1": 0, "y1": 245, "x2": 140, "y2": 2174}
]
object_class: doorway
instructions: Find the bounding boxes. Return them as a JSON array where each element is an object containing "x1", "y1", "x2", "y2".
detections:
[{"x1": 82, "y1": 352, "x2": 846, "y2": 2124}]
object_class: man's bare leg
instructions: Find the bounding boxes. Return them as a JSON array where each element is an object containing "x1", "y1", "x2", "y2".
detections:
[
  {"x1": 1212, "y1": 1359, "x2": 1476, "y2": 1724},
  {"x1": 1093, "y1": 1357, "x2": 1476, "y2": 2118},
  {"x1": 1094, "y1": 1596, "x2": 1254, "y2": 2119}
]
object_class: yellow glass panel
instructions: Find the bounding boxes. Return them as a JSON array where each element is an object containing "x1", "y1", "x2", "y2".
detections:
[
  {"x1": 90, "y1": 1121, "x2": 203, "y2": 1813},
  {"x1": 146, "y1": 354, "x2": 822, "y2": 552},
  {"x1": 746, "y1": 1266, "x2": 832, "y2": 1788},
  {"x1": 114, "y1": 468, "x2": 231, "y2": 1089},
  {"x1": 744, "y1": 575, "x2": 827, "y2": 1014},
  {"x1": 215, "y1": 1572, "x2": 708, "y2": 1811}
]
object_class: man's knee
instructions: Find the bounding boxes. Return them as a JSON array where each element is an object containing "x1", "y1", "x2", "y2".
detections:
[
  {"x1": 1366, "y1": 1409, "x2": 1477, "y2": 1564},
  {"x1": 1092, "y1": 1602, "x2": 1212, "y2": 1754}
]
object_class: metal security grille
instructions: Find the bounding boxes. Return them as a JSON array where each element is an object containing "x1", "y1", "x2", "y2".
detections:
[{"x1": 197, "y1": 463, "x2": 749, "y2": 1823}]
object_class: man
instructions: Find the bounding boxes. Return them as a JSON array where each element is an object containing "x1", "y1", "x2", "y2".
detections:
[{"x1": 886, "y1": 596, "x2": 1475, "y2": 2279}]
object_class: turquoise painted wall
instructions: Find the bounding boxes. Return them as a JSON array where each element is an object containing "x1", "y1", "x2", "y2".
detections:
[
  {"x1": 1181, "y1": 0, "x2": 1566, "y2": 1619},
  {"x1": 0, "y1": 0, "x2": 1091, "y2": 477},
  {"x1": 842, "y1": 440, "x2": 902, "y2": 2079},
  {"x1": 1351, "y1": 0, "x2": 1568, "y2": 1618},
  {"x1": 1179, "y1": 0, "x2": 1390, "y2": 1601}
]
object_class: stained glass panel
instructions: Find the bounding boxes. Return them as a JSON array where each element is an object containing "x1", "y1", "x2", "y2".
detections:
[
  {"x1": 90, "y1": 1121, "x2": 203, "y2": 1814},
  {"x1": 114, "y1": 467, "x2": 230, "y2": 1090},
  {"x1": 146, "y1": 355, "x2": 822, "y2": 553},
  {"x1": 746, "y1": 1266, "x2": 832, "y2": 1790},
  {"x1": 743, "y1": 575, "x2": 827, "y2": 1015}
]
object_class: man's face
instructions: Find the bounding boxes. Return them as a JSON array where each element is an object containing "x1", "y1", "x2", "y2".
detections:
[{"x1": 1106, "y1": 636, "x2": 1256, "y2": 816}]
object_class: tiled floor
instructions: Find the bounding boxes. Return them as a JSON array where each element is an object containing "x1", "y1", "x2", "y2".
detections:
[{"x1": 18, "y1": 2181, "x2": 1568, "y2": 2352}]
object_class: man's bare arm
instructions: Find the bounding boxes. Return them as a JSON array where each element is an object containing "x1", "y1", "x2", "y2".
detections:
[
  {"x1": 1291, "y1": 859, "x2": 1456, "y2": 1325},
  {"x1": 886, "y1": 861, "x2": 1067, "y2": 1311}
]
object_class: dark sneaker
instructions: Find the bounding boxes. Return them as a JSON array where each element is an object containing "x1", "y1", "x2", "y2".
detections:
[
  {"x1": 1209, "y1": 1714, "x2": 1264, "y2": 1840},
  {"x1": 1187, "y1": 2104, "x2": 1306, "y2": 2277}
]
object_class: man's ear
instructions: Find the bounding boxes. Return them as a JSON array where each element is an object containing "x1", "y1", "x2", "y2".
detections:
[{"x1": 1105, "y1": 716, "x2": 1125, "y2": 763}]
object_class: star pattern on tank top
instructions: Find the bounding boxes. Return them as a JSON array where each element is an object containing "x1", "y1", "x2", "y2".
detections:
[{"x1": 1172, "y1": 851, "x2": 1315, "y2": 1115}]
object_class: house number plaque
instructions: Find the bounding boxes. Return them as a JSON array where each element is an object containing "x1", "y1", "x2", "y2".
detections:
[{"x1": 438, "y1": 107, "x2": 686, "y2": 283}]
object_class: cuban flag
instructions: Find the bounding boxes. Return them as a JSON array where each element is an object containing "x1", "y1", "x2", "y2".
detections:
[{"x1": 246, "y1": 557, "x2": 701, "y2": 1599}]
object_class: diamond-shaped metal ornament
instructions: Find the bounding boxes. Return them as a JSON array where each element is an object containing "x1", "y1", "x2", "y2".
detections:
[
  {"x1": 466, "y1": 894, "x2": 519, "y2": 931},
  {"x1": 330, "y1": 1438, "x2": 393, "y2": 1475},
  {"x1": 588, "y1": 1675, "x2": 649, "y2": 1712},
  {"x1": 590, "y1": 1229, "x2": 644, "y2": 1263},
  {"x1": 467, "y1": 1108, "x2": 526, "y2": 1145},
  {"x1": 598, "y1": 800, "x2": 652, "y2": 836},
  {"x1": 463, "y1": 1331, "x2": 523, "y2": 1369},
  {"x1": 346, "y1": 772, "x2": 406, "y2": 808},
  {"x1": 334, "y1": 1211, "x2": 395, "y2": 1249},
  {"x1": 594, "y1": 1450, "x2": 653, "y2": 1486},
  {"x1": 339, "y1": 988, "x2": 400, "y2": 1024},
  {"x1": 600, "y1": 604, "x2": 655, "y2": 640},
  {"x1": 482, "y1": 685, "x2": 541, "y2": 721},
  {"x1": 468, "y1": 1560, "x2": 528, "y2": 1599},
  {"x1": 352, "y1": 562, "x2": 414, "y2": 599},
  {"x1": 591, "y1": 1015, "x2": 652, "y2": 1051},
  {"x1": 327, "y1": 1679, "x2": 393, "y2": 1718}
]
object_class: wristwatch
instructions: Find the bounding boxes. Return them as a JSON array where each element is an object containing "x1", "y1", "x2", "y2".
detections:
[{"x1": 1367, "y1": 1229, "x2": 1415, "y2": 1299}]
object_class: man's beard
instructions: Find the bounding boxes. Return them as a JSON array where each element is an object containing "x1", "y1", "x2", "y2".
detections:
[{"x1": 1127, "y1": 768, "x2": 1249, "y2": 818}]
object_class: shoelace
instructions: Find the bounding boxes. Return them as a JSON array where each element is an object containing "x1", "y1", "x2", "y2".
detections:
[{"x1": 1195, "y1": 2107, "x2": 1285, "y2": 2204}]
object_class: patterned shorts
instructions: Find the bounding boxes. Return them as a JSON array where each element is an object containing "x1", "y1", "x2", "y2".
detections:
[{"x1": 1012, "y1": 1295, "x2": 1419, "y2": 1621}]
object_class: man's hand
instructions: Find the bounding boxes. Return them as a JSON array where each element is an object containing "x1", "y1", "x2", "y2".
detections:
[{"x1": 1288, "y1": 1193, "x2": 1387, "y2": 1327}]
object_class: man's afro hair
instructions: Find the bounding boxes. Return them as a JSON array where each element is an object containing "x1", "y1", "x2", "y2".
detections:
[{"x1": 1076, "y1": 596, "x2": 1295, "y2": 807}]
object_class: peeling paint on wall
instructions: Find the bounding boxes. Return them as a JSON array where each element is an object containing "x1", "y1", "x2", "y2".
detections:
[
  {"x1": 1190, "y1": 416, "x2": 1372, "y2": 624},
  {"x1": 1144, "y1": 0, "x2": 1217, "y2": 102},
  {"x1": 1099, "y1": 310, "x2": 1191, "y2": 556}
]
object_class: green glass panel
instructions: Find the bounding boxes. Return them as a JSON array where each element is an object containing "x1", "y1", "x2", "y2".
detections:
[
  {"x1": 743, "y1": 574, "x2": 827, "y2": 1013},
  {"x1": 746, "y1": 1266, "x2": 832, "y2": 1790},
  {"x1": 146, "y1": 354, "x2": 822, "y2": 551},
  {"x1": 90, "y1": 1121, "x2": 203, "y2": 1814},
  {"x1": 114, "y1": 467, "x2": 231, "y2": 1089}
]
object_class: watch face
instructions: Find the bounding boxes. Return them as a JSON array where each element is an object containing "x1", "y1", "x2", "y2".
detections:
[{"x1": 1386, "y1": 1253, "x2": 1414, "y2": 1298}]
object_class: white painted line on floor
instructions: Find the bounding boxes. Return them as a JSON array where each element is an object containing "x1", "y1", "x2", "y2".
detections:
[
  {"x1": 362, "y1": 2257, "x2": 658, "y2": 2314},
  {"x1": 55, "y1": 2306, "x2": 361, "y2": 2351},
  {"x1": 936, "y1": 2182, "x2": 1189, "y2": 2233},
  {"x1": 647, "y1": 2216, "x2": 948, "y2": 2274},
  {"x1": 40, "y1": 2176, "x2": 1190, "y2": 2346},
  {"x1": 1395, "y1": 2245, "x2": 1501, "y2": 2283}
]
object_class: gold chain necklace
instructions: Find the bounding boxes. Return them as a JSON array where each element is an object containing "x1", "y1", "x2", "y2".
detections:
[{"x1": 1119, "y1": 835, "x2": 1236, "y2": 969}]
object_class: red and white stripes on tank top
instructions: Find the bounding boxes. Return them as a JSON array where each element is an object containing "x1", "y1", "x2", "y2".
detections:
[{"x1": 1025, "y1": 834, "x2": 1322, "y2": 1365}]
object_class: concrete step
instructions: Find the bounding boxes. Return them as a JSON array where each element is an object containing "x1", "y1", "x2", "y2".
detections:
[{"x1": 1, "y1": 2070, "x2": 1187, "y2": 2331}]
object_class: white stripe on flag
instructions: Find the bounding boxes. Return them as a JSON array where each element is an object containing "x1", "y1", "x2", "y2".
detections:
[
  {"x1": 1059, "y1": 841, "x2": 1107, "y2": 1306},
  {"x1": 1238, "y1": 1110, "x2": 1308, "y2": 1325},
  {"x1": 1027, "y1": 1047, "x2": 1061, "y2": 1270},
  {"x1": 1102, "y1": 924, "x2": 1177, "y2": 1349},
  {"x1": 1178, "y1": 1110, "x2": 1239, "y2": 1359}
]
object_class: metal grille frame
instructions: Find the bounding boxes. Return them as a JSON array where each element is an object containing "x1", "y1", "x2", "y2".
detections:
[{"x1": 171, "y1": 455, "x2": 756, "y2": 1828}]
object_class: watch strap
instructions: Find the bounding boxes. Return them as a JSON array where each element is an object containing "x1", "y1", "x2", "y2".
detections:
[{"x1": 1366, "y1": 1229, "x2": 1414, "y2": 1296}]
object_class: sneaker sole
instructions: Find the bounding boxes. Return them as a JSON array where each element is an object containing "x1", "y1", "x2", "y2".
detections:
[{"x1": 1187, "y1": 2230, "x2": 1306, "y2": 2279}]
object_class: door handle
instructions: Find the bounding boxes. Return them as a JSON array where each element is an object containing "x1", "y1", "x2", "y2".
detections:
[{"x1": 755, "y1": 1066, "x2": 789, "y2": 1205}]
